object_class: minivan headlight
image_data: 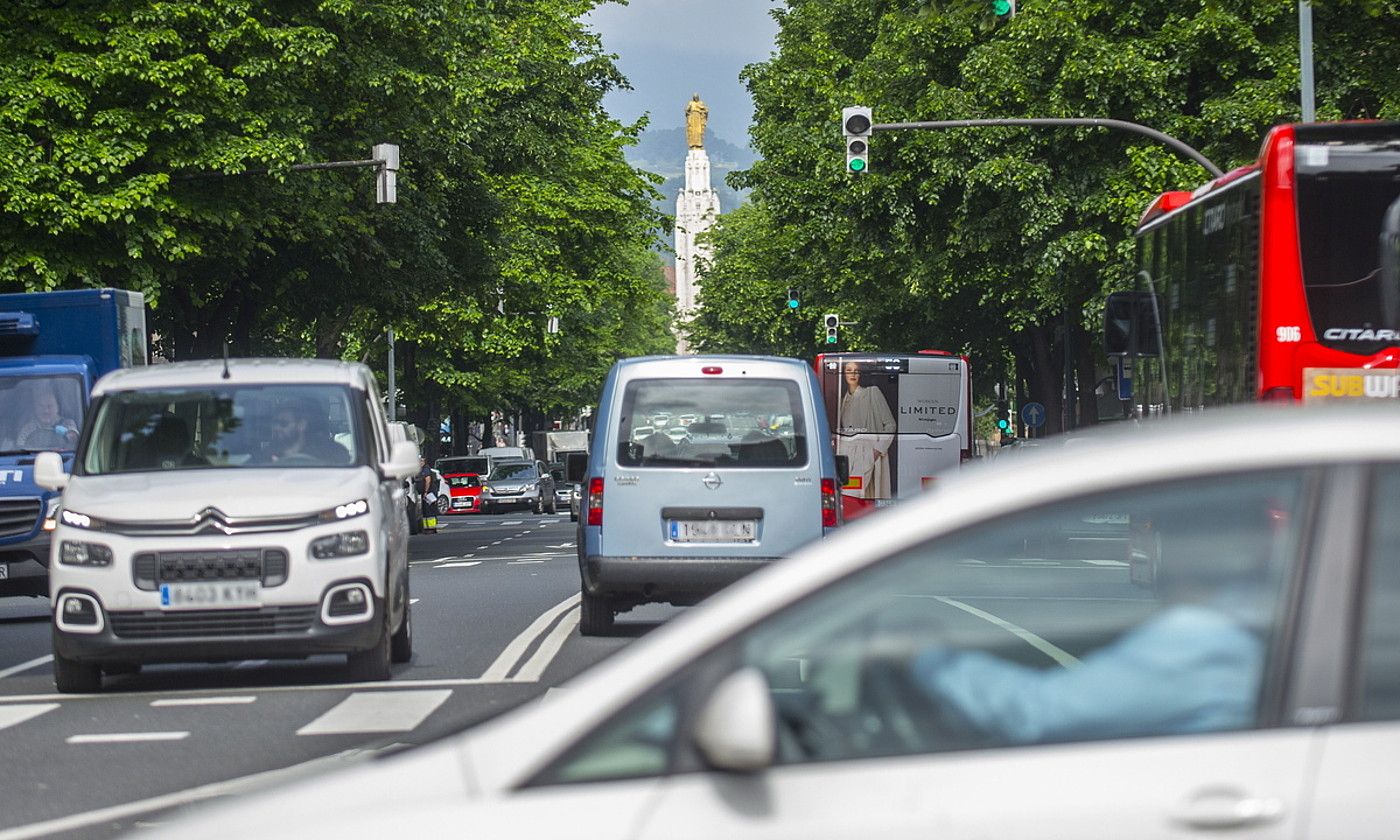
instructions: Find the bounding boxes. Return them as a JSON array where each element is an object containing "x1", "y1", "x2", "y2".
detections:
[
  {"x1": 60, "y1": 509, "x2": 100, "y2": 530},
  {"x1": 59, "y1": 541, "x2": 113, "y2": 567},
  {"x1": 311, "y1": 531, "x2": 370, "y2": 559},
  {"x1": 319, "y1": 499, "x2": 369, "y2": 522}
]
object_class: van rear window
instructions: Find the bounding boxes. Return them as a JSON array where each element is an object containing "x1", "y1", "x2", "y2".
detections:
[{"x1": 616, "y1": 379, "x2": 807, "y2": 468}]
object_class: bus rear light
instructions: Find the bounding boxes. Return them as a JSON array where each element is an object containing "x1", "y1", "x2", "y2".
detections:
[
  {"x1": 1262, "y1": 386, "x2": 1297, "y2": 402},
  {"x1": 586, "y1": 478, "x2": 604, "y2": 526},
  {"x1": 821, "y1": 478, "x2": 840, "y2": 528}
]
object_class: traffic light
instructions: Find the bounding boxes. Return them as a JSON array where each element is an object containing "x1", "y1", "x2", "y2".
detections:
[
  {"x1": 992, "y1": 0, "x2": 1016, "y2": 20},
  {"x1": 824, "y1": 313, "x2": 839, "y2": 344},
  {"x1": 786, "y1": 289, "x2": 800, "y2": 310},
  {"x1": 995, "y1": 399, "x2": 1011, "y2": 432},
  {"x1": 841, "y1": 106, "x2": 872, "y2": 174}
]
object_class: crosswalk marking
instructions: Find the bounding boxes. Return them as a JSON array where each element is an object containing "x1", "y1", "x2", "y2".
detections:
[
  {"x1": 150, "y1": 696, "x2": 256, "y2": 707},
  {"x1": 0, "y1": 703, "x2": 58, "y2": 732},
  {"x1": 297, "y1": 689, "x2": 452, "y2": 736},
  {"x1": 0, "y1": 655, "x2": 53, "y2": 680}
]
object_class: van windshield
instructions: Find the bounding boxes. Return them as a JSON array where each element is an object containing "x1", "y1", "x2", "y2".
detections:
[
  {"x1": 81, "y1": 384, "x2": 363, "y2": 475},
  {"x1": 617, "y1": 379, "x2": 807, "y2": 468}
]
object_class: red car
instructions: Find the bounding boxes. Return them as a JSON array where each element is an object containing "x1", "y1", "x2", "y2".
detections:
[{"x1": 443, "y1": 472, "x2": 483, "y2": 514}]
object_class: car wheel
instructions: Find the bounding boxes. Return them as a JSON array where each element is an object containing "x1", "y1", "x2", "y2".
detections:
[
  {"x1": 390, "y1": 585, "x2": 413, "y2": 664},
  {"x1": 579, "y1": 590, "x2": 615, "y2": 636},
  {"x1": 346, "y1": 614, "x2": 392, "y2": 682},
  {"x1": 53, "y1": 648, "x2": 102, "y2": 694},
  {"x1": 437, "y1": 495, "x2": 449, "y2": 516}
]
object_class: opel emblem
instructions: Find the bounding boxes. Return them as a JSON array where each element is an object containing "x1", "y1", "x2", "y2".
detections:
[{"x1": 702, "y1": 472, "x2": 722, "y2": 490}]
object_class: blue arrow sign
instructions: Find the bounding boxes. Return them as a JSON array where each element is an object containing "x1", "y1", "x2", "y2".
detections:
[{"x1": 1021, "y1": 401, "x2": 1047, "y2": 429}]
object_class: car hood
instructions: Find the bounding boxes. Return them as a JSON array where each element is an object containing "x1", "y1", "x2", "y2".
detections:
[{"x1": 62, "y1": 468, "x2": 375, "y2": 521}]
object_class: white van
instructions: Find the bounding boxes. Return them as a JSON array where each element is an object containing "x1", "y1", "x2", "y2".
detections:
[
  {"x1": 36, "y1": 359, "x2": 420, "y2": 693},
  {"x1": 577, "y1": 355, "x2": 844, "y2": 634}
]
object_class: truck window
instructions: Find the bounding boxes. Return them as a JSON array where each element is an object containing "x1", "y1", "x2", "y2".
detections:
[{"x1": 0, "y1": 375, "x2": 86, "y2": 453}]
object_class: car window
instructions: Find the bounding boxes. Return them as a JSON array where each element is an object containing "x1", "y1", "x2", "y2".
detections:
[
  {"x1": 490, "y1": 463, "x2": 537, "y2": 481},
  {"x1": 616, "y1": 378, "x2": 808, "y2": 468},
  {"x1": 731, "y1": 468, "x2": 1306, "y2": 763},
  {"x1": 542, "y1": 690, "x2": 682, "y2": 784},
  {"x1": 1358, "y1": 465, "x2": 1400, "y2": 721}
]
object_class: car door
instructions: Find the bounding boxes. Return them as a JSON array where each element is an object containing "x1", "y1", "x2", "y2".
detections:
[
  {"x1": 622, "y1": 467, "x2": 1320, "y2": 840},
  {"x1": 1303, "y1": 463, "x2": 1400, "y2": 837}
]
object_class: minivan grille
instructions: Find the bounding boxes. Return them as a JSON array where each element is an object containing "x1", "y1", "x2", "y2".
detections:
[
  {"x1": 108, "y1": 606, "x2": 319, "y2": 639},
  {"x1": 0, "y1": 498, "x2": 41, "y2": 538},
  {"x1": 131, "y1": 549, "x2": 289, "y2": 591}
]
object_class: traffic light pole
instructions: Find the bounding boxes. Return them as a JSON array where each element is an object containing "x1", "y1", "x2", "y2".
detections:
[{"x1": 871, "y1": 118, "x2": 1223, "y2": 179}]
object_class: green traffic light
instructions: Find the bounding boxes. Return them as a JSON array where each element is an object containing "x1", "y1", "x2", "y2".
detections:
[
  {"x1": 825, "y1": 334, "x2": 838, "y2": 344},
  {"x1": 996, "y1": 418, "x2": 1010, "y2": 430},
  {"x1": 787, "y1": 299, "x2": 800, "y2": 310},
  {"x1": 848, "y1": 158, "x2": 866, "y2": 173},
  {"x1": 992, "y1": 0, "x2": 1012, "y2": 15}
]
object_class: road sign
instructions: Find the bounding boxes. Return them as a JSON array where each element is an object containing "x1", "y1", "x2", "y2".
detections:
[{"x1": 1021, "y1": 401, "x2": 1047, "y2": 429}]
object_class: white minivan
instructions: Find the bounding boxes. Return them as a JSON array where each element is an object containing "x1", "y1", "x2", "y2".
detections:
[
  {"x1": 36, "y1": 358, "x2": 420, "y2": 693},
  {"x1": 578, "y1": 355, "x2": 844, "y2": 634}
]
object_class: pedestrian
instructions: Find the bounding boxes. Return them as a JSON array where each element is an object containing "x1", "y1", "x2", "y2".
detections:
[{"x1": 417, "y1": 457, "x2": 439, "y2": 534}]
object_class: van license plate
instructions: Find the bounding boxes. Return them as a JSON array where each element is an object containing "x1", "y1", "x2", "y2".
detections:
[
  {"x1": 160, "y1": 582, "x2": 261, "y2": 610},
  {"x1": 670, "y1": 520, "x2": 756, "y2": 542}
]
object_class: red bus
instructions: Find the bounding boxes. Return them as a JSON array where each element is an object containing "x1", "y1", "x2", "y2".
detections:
[
  {"x1": 1108, "y1": 121, "x2": 1400, "y2": 410},
  {"x1": 817, "y1": 351, "x2": 972, "y2": 521}
]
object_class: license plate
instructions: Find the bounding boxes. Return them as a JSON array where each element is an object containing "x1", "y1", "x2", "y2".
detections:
[
  {"x1": 0, "y1": 564, "x2": 8, "y2": 580},
  {"x1": 669, "y1": 519, "x2": 756, "y2": 543},
  {"x1": 160, "y1": 582, "x2": 261, "y2": 610},
  {"x1": 452, "y1": 499, "x2": 471, "y2": 508}
]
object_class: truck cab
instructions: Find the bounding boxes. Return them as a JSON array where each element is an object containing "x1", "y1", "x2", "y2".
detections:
[{"x1": 0, "y1": 289, "x2": 146, "y2": 598}]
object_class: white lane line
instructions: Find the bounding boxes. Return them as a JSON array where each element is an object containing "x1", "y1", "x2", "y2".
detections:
[
  {"x1": 508, "y1": 560, "x2": 545, "y2": 565},
  {"x1": 480, "y1": 592, "x2": 582, "y2": 681},
  {"x1": 0, "y1": 703, "x2": 59, "y2": 732},
  {"x1": 502, "y1": 520, "x2": 523, "y2": 525},
  {"x1": 67, "y1": 731, "x2": 190, "y2": 744},
  {"x1": 297, "y1": 689, "x2": 452, "y2": 736},
  {"x1": 0, "y1": 677, "x2": 523, "y2": 705},
  {"x1": 1083, "y1": 559, "x2": 1129, "y2": 567},
  {"x1": 437, "y1": 560, "x2": 481, "y2": 569},
  {"x1": 150, "y1": 696, "x2": 256, "y2": 707},
  {"x1": 410, "y1": 598, "x2": 420, "y2": 605},
  {"x1": 932, "y1": 596, "x2": 1080, "y2": 668},
  {"x1": 0, "y1": 655, "x2": 53, "y2": 680},
  {"x1": 512, "y1": 606, "x2": 580, "y2": 682},
  {"x1": 0, "y1": 748, "x2": 368, "y2": 840},
  {"x1": 476, "y1": 545, "x2": 488, "y2": 550}
]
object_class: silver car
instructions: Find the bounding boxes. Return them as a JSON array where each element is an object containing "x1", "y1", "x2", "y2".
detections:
[{"x1": 148, "y1": 405, "x2": 1400, "y2": 839}]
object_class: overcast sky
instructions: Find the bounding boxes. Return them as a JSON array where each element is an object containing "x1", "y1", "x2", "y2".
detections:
[{"x1": 583, "y1": 0, "x2": 780, "y2": 148}]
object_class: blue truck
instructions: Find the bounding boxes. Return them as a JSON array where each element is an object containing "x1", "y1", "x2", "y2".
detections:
[{"x1": 0, "y1": 289, "x2": 147, "y2": 598}]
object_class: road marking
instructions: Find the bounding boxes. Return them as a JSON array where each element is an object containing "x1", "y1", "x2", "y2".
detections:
[
  {"x1": 0, "y1": 748, "x2": 368, "y2": 840},
  {"x1": 0, "y1": 703, "x2": 58, "y2": 732},
  {"x1": 508, "y1": 559, "x2": 545, "y2": 565},
  {"x1": 0, "y1": 676, "x2": 544, "y2": 706},
  {"x1": 932, "y1": 596, "x2": 1081, "y2": 668},
  {"x1": 297, "y1": 689, "x2": 452, "y2": 736},
  {"x1": 437, "y1": 560, "x2": 481, "y2": 569},
  {"x1": 67, "y1": 731, "x2": 190, "y2": 744},
  {"x1": 547, "y1": 543, "x2": 576, "y2": 549},
  {"x1": 233, "y1": 659, "x2": 268, "y2": 670},
  {"x1": 1083, "y1": 559, "x2": 1130, "y2": 567},
  {"x1": 476, "y1": 545, "x2": 488, "y2": 550},
  {"x1": 502, "y1": 520, "x2": 523, "y2": 525},
  {"x1": 0, "y1": 655, "x2": 52, "y2": 680},
  {"x1": 481, "y1": 592, "x2": 581, "y2": 681},
  {"x1": 512, "y1": 606, "x2": 580, "y2": 682},
  {"x1": 410, "y1": 598, "x2": 420, "y2": 605},
  {"x1": 150, "y1": 696, "x2": 256, "y2": 707}
]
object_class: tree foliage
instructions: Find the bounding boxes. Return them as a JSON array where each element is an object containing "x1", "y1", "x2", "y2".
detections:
[{"x1": 693, "y1": 0, "x2": 1399, "y2": 429}]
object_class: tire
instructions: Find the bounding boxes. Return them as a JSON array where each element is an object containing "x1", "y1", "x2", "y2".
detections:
[
  {"x1": 346, "y1": 614, "x2": 392, "y2": 682},
  {"x1": 390, "y1": 597, "x2": 413, "y2": 664},
  {"x1": 437, "y1": 495, "x2": 449, "y2": 516},
  {"x1": 53, "y1": 650, "x2": 102, "y2": 694},
  {"x1": 579, "y1": 590, "x2": 615, "y2": 636}
]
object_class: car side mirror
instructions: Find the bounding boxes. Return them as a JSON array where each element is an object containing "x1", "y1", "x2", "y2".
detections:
[
  {"x1": 34, "y1": 451, "x2": 69, "y2": 491},
  {"x1": 835, "y1": 455, "x2": 850, "y2": 486},
  {"x1": 691, "y1": 668, "x2": 776, "y2": 773},
  {"x1": 382, "y1": 440, "x2": 420, "y2": 481}
]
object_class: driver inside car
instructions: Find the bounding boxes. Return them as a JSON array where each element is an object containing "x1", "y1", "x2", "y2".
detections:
[{"x1": 261, "y1": 398, "x2": 349, "y2": 465}]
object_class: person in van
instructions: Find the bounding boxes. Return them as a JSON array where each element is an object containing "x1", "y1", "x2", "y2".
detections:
[{"x1": 262, "y1": 397, "x2": 349, "y2": 465}]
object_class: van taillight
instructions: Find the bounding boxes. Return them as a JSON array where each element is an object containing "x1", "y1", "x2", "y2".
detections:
[
  {"x1": 586, "y1": 478, "x2": 604, "y2": 526},
  {"x1": 821, "y1": 478, "x2": 839, "y2": 528}
]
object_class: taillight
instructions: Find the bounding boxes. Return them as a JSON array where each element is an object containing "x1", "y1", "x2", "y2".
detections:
[
  {"x1": 821, "y1": 478, "x2": 839, "y2": 528},
  {"x1": 586, "y1": 477, "x2": 604, "y2": 526},
  {"x1": 1262, "y1": 386, "x2": 1297, "y2": 402}
]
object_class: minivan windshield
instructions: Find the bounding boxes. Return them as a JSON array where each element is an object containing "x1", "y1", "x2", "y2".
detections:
[
  {"x1": 81, "y1": 384, "x2": 363, "y2": 474},
  {"x1": 617, "y1": 378, "x2": 808, "y2": 468},
  {"x1": 489, "y1": 462, "x2": 538, "y2": 481}
]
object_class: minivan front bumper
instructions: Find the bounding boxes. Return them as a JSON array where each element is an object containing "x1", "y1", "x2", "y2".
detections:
[{"x1": 582, "y1": 554, "x2": 779, "y2": 607}]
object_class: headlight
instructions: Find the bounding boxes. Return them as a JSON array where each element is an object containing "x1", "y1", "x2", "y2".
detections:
[
  {"x1": 311, "y1": 530, "x2": 369, "y2": 559},
  {"x1": 43, "y1": 498, "x2": 61, "y2": 532},
  {"x1": 59, "y1": 541, "x2": 113, "y2": 567},
  {"x1": 60, "y1": 509, "x2": 99, "y2": 530},
  {"x1": 319, "y1": 499, "x2": 369, "y2": 522}
]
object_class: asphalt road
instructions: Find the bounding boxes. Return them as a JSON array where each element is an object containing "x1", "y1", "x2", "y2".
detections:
[{"x1": 0, "y1": 512, "x2": 680, "y2": 840}]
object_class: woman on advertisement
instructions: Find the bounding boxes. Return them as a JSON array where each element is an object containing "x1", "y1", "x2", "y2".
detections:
[{"x1": 837, "y1": 361, "x2": 896, "y2": 499}]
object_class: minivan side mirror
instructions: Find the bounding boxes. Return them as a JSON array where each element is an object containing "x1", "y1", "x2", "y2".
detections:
[
  {"x1": 382, "y1": 440, "x2": 420, "y2": 481},
  {"x1": 34, "y1": 451, "x2": 68, "y2": 491},
  {"x1": 691, "y1": 668, "x2": 776, "y2": 773},
  {"x1": 834, "y1": 455, "x2": 850, "y2": 486}
]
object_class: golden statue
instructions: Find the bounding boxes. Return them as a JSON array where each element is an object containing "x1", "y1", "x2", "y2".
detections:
[{"x1": 685, "y1": 94, "x2": 709, "y2": 149}]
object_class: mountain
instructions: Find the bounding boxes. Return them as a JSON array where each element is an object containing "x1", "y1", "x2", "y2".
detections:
[{"x1": 626, "y1": 127, "x2": 755, "y2": 220}]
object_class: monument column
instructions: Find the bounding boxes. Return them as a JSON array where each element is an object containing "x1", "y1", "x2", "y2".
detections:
[{"x1": 674, "y1": 94, "x2": 721, "y2": 353}]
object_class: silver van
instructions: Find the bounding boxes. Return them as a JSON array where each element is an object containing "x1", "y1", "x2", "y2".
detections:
[{"x1": 577, "y1": 355, "x2": 843, "y2": 634}]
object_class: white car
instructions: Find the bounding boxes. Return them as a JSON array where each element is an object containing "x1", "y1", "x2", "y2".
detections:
[
  {"x1": 151, "y1": 405, "x2": 1400, "y2": 838},
  {"x1": 37, "y1": 359, "x2": 420, "y2": 693}
]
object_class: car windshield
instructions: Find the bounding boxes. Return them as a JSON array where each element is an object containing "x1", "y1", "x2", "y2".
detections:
[
  {"x1": 0, "y1": 373, "x2": 86, "y2": 454},
  {"x1": 617, "y1": 378, "x2": 807, "y2": 468},
  {"x1": 80, "y1": 384, "x2": 362, "y2": 474},
  {"x1": 489, "y1": 463, "x2": 537, "y2": 481},
  {"x1": 447, "y1": 474, "x2": 480, "y2": 488}
]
